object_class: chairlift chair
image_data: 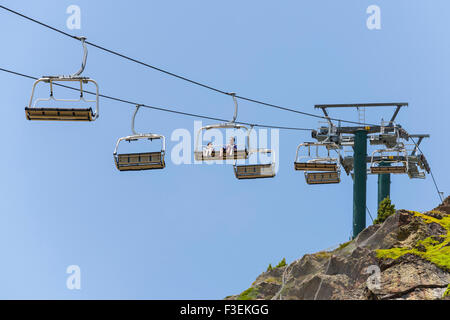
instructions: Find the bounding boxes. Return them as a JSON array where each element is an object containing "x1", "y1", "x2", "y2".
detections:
[
  {"x1": 113, "y1": 105, "x2": 165, "y2": 171},
  {"x1": 369, "y1": 121, "x2": 401, "y2": 148},
  {"x1": 406, "y1": 156, "x2": 426, "y2": 179},
  {"x1": 404, "y1": 134, "x2": 431, "y2": 179},
  {"x1": 311, "y1": 122, "x2": 340, "y2": 144},
  {"x1": 405, "y1": 153, "x2": 429, "y2": 179},
  {"x1": 294, "y1": 142, "x2": 341, "y2": 184},
  {"x1": 339, "y1": 146, "x2": 354, "y2": 176},
  {"x1": 194, "y1": 93, "x2": 250, "y2": 161},
  {"x1": 25, "y1": 37, "x2": 99, "y2": 121},
  {"x1": 418, "y1": 154, "x2": 431, "y2": 174},
  {"x1": 234, "y1": 149, "x2": 276, "y2": 180},
  {"x1": 369, "y1": 145, "x2": 408, "y2": 174}
]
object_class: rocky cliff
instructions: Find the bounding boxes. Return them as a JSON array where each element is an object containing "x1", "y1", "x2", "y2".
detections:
[{"x1": 227, "y1": 197, "x2": 450, "y2": 300}]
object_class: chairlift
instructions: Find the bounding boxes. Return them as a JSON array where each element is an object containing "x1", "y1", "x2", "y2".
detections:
[
  {"x1": 405, "y1": 134, "x2": 431, "y2": 179},
  {"x1": 194, "y1": 93, "x2": 250, "y2": 161},
  {"x1": 25, "y1": 37, "x2": 99, "y2": 121},
  {"x1": 418, "y1": 154, "x2": 431, "y2": 174},
  {"x1": 369, "y1": 121, "x2": 401, "y2": 148},
  {"x1": 339, "y1": 146, "x2": 354, "y2": 175},
  {"x1": 294, "y1": 142, "x2": 341, "y2": 184},
  {"x1": 113, "y1": 105, "x2": 165, "y2": 171},
  {"x1": 311, "y1": 121, "x2": 340, "y2": 144},
  {"x1": 406, "y1": 157, "x2": 426, "y2": 179},
  {"x1": 234, "y1": 148, "x2": 276, "y2": 180},
  {"x1": 404, "y1": 153, "x2": 429, "y2": 179},
  {"x1": 369, "y1": 145, "x2": 408, "y2": 174}
]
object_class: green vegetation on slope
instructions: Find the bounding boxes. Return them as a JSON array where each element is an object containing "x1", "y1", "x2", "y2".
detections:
[
  {"x1": 376, "y1": 211, "x2": 450, "y2": 272},
  {"x1": 237, "y1": 287, "x2": 258, "y2": 300},
  {"x1": 443, "y1": 284, "x2": 450, "y2": 299},
  {"x1": 337, "y1": 240, "x2": 352, "y2": 251}
]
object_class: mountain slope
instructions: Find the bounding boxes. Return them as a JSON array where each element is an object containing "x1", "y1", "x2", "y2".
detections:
[{"x1": 227, "y1": 197, "x2": 450, "y2": 300}]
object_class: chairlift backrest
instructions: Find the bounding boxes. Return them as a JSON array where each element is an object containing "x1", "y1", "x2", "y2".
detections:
[{"x1": 306, "y1": 171, "x2": 340, "y2": 185}]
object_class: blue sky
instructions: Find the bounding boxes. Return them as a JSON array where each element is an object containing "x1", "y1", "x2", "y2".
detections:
[{"x1": 0, "y1": 0, "x2": 448, "y2": 299}]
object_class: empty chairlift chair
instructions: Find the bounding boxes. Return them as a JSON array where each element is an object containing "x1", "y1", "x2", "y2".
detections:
[
  {"x1": 369, "y1": 121, "x2": 402, "y2": 148},
  {"x1": 369, "y1": 145, "x2": 408, "y2": 174},
  {"x1": 234, "y1": 149, "x2": 276, "y2": 180},
  {"x1": 25, "y1": 37, "x2": 99, "y2": 121},
  {"x1": 194, "y1": 93, "x2": 250, "y2": 161},
  {"x1": 113, "y1": 105, "x2": 165, "y2": 171},
  {"x1": 406, "y1": 156, "x2": 426, "y2": 179},
  {"x1": 405, "y1": 134, "x2": 431, "y2": 179},
  {"x1": 294, "y1": 142, "x2": 341, "y2": 184}
]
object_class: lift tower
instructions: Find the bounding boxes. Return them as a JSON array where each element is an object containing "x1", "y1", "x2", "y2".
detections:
[{"x1": 314, "y1": 103, "x2": 408, "y2": 238}]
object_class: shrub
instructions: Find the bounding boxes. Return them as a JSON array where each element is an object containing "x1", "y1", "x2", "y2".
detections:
[
  {"x1": 276, "y1": 258, "x2": 287, "y2": 268},
  {"x1": 374, "y1": 196, "x2": 395, "y2": 224}
]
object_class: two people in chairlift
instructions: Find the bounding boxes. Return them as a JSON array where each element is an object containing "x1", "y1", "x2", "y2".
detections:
[{"x1": 203, "y1": 137, "x2": 237, "y2": 158}]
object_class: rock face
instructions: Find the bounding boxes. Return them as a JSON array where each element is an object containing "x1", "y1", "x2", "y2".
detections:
[{"x1": 227, "y1": 197, "x2": 450, "y2": 300}]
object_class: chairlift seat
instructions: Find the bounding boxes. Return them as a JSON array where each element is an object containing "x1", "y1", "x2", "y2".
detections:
[
  {"x1": 194, "y1": 150, "x2": 248, "y2": 161},
  {"x1": 306, "y1": 172, "x2": 340, "y2": 185},
  {"x1": 234, "y1": 164, "x2": 275, "y2": 179},
  {"x1": 115, "y1": 152, "x2": 165, "y2": 171},
  {"x1": 25, "y1": 107, "x2": 94, "y2": 121},
  {"x1": 294, "y1": 162, "x2": 337, "y2": 172},
  {"x1": 370, "y1": 165, "x2": 406, "y2": 174}
]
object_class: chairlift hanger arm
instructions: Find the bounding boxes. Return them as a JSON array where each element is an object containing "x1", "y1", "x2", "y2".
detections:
[
  {"x1": 228, "y1": 92, "x2": 238, "y2": 123},
  {"x1": 71, "y1": 36, "x2": 88, "y2": 78},
  {"x1": 131, "y1": 104, "x2": 143, "y2": 135}
]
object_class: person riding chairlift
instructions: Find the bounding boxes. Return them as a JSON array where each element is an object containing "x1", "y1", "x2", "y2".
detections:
[
  {"x1": 203, "y1": 142, "x2": 215, "y2": 157},
  {"x1": 220, "y1": 137, "x2": 237, "y2": 158}
]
